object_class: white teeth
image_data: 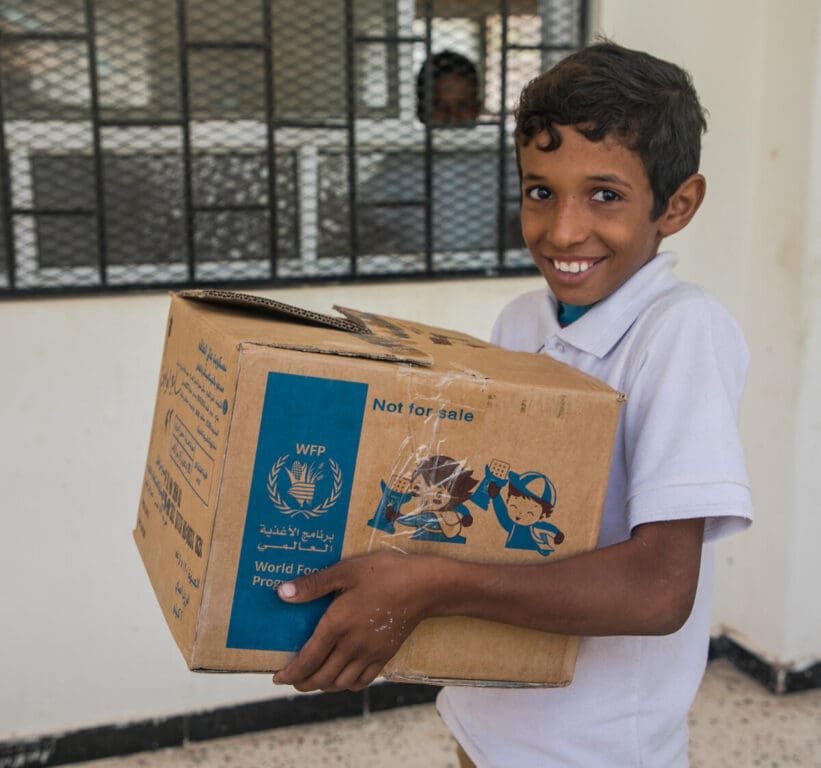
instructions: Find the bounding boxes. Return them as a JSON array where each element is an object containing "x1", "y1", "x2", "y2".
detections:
[{"x1": 555, "y1": 261, "x2": 591, "y2": 273}]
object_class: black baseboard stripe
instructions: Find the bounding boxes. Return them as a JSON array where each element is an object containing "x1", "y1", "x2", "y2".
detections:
[
  {"x1": 0, "y1": 683, "x2": 439, "y2": 768},
  {"x1": 709, "y1": 635, "x2": 821, "y2": 694},
  {"x1": 3, "y1": 638, "x2": 818, "y2": 768}
]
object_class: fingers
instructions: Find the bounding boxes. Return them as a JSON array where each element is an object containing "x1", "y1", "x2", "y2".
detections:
[
  {"x1": 272, "y1": 600, "x2": 388, "y2": 692},
  {"x1": 282, "y1": 653, "x2": 349, "y2": 693},
  {"x1": 273, "y1": 623, "x2": 337, "y2": 687},
  {"x1": 353, "y1": 662, "x2": 384, "y2": 691},
  {"x1": 328, "y1": 660, "x2": 371, "y2": 692},
  {"x1": 333, "y1": 661, "x2": 384, "y2": 692},
  {"x1": 273, "y1": 635, "x2": 379, "y2": 693},
  {"x1": 277, "y1": 561, "x2": 348, "y2": 604},
  {"x1": 277, "y1": 653, "x2": 384, "y2": 693},
  {"x1": 271, "y1": 554, "x2": 413, "y2": 693}
]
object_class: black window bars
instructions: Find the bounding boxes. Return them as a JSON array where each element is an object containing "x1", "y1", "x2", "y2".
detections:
[{"x1": 0, "y1": 0, "x2": 587, "y2": 298}]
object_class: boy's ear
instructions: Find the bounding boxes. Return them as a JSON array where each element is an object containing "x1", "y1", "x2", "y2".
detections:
[{"x1": 658, "y1": 173, "x2": 706, "y2": 237}]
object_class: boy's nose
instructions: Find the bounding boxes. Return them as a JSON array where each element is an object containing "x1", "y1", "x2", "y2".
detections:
[{"x1": 545, "y1": 200, "x2": 588, "y2": 249}]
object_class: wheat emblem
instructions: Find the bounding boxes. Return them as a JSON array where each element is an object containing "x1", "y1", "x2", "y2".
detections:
[{"x1": 267, "y1": 454, "x2": 343, "y2": 519}]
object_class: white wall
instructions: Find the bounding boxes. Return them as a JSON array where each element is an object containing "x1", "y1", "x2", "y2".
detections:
[
  {"x1": 786, "y1": 6, "x2": 821, "y2": 668},
  {"x1": 2, "y1": 0, "x2": 819, "y2": 741}
]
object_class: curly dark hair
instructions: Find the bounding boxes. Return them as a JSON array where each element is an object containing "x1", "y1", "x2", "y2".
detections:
[
  {"x1": 416, "y1": 50, "x2": 480, "y2": 123},
  {"x1": 514, "y1": 40, "x2": 707, "y2": 219}
]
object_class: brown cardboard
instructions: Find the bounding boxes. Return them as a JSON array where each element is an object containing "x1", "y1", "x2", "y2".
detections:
[{"x1": 134, "y1": 290, "x2": 623, "y2": 687}]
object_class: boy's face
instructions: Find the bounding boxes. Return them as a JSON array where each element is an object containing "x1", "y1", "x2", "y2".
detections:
[
  {"x1": 519, "y1": 126, "x2": 664, "y2": 306},
  {"x1": 431, "y1": 73, "x2": 479, "y2": 125}
]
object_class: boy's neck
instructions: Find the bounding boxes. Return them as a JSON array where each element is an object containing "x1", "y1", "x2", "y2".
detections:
[{"x1": 557, "y1": 302, "x2": 595, "y2": 327}]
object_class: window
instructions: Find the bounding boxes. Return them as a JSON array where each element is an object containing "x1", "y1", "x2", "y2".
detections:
[{"x1": 0, "y1": 0, "x2": 588, "y2": 296}]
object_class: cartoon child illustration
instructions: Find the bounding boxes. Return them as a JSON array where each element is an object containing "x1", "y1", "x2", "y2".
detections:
[
  {"x1": 392, "y1": 455, "x2": 478, "y2": 543},
  {"x1": 490, "y1": 471, "x2": 564, "y2": 556},
  {"x1": 366, "y1": 475, "x2": 413, "y2": 535}
]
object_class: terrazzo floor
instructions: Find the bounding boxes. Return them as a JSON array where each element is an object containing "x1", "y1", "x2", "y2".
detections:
[{"x1": 75, "y1": 660, "x2": 820, "y2": 767}]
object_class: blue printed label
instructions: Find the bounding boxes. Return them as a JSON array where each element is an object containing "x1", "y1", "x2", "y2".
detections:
[{"x1": 227, "y1": 372, "x2": 368, "y2": 652}]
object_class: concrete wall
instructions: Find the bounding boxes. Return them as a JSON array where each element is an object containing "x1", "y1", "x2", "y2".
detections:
[
  {"x1": 2, "y1": 0, "x2": 819, "y2": 740},
  {"x1": 703, "y1": 0, "x2": 821, "y2": 669}
]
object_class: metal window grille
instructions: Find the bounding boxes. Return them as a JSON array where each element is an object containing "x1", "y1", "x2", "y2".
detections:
[{"x1": 0, "y1": 0, "x2": 587, "y2": 298}]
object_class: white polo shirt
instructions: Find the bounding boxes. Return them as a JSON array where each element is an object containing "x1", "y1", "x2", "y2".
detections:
[{"x1": 437, "y1": 252, "x2": 753, "y2": 768}]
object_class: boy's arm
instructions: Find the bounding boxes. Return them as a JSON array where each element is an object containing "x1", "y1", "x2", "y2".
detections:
[{"x1": 273, "y1": 517, "x2": 704, "y2": 692}]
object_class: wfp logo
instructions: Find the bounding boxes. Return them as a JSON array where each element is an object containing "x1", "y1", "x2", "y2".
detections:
[{"x1": 267, "y1": 444, "x2": 342, "y2": 519}]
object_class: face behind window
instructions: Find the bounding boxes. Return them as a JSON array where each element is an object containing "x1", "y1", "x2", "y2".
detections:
[{"x1": 430, "y1": 73, "x2": 480, "y2": 125}]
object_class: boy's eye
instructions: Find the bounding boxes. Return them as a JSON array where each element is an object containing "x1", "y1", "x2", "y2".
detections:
[
  {"x1": 525, "y1": 186, "x2": 552, "y2": 201},
  {"x1": 592, "y1": 188, "x2": 621, "y2": 203}
]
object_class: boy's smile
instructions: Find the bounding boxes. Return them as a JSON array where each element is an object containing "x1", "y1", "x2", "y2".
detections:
[{"x1": 519, "y1": 126, "x2": 666, "y2": 307}]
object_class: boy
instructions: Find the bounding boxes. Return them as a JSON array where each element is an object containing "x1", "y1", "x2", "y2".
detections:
[
  {"x1": 273, "y1": 41, "x2": 752, "y2": 766},
  {"x1": 416, "y1": 50, "x2": 481, "y2": 125}
]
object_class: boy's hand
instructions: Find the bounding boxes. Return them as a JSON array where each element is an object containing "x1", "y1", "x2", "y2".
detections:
[{"x1": 272, "y1": 551, "x2": 433, "y2": 692}]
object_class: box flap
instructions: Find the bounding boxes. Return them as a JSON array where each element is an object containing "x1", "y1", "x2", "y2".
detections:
[
  {"x1": 176, "y1": 290, "x2": 434, "y2": 368},
  {"x1": 177, "y1": 289, "x2": 369, "y2": 335}
]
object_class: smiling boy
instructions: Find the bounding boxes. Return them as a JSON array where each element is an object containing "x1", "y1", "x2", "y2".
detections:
[{"x1": 273, "y1": 41, "x2": 753, "y2": 766}]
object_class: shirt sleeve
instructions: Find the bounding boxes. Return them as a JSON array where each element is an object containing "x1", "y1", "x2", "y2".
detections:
[{"x1": 622, "y1": 294, "x2": 753, "y2": 542}]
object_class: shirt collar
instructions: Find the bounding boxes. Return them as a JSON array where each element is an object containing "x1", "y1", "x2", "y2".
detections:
[{"x1": 542, "y1": 251, "x2": 680, "y2": 358}]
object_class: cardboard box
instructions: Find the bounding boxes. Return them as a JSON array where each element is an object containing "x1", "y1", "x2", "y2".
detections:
[{"x1": 134, "y1": 289, "x2": 623, "y2": 687}]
